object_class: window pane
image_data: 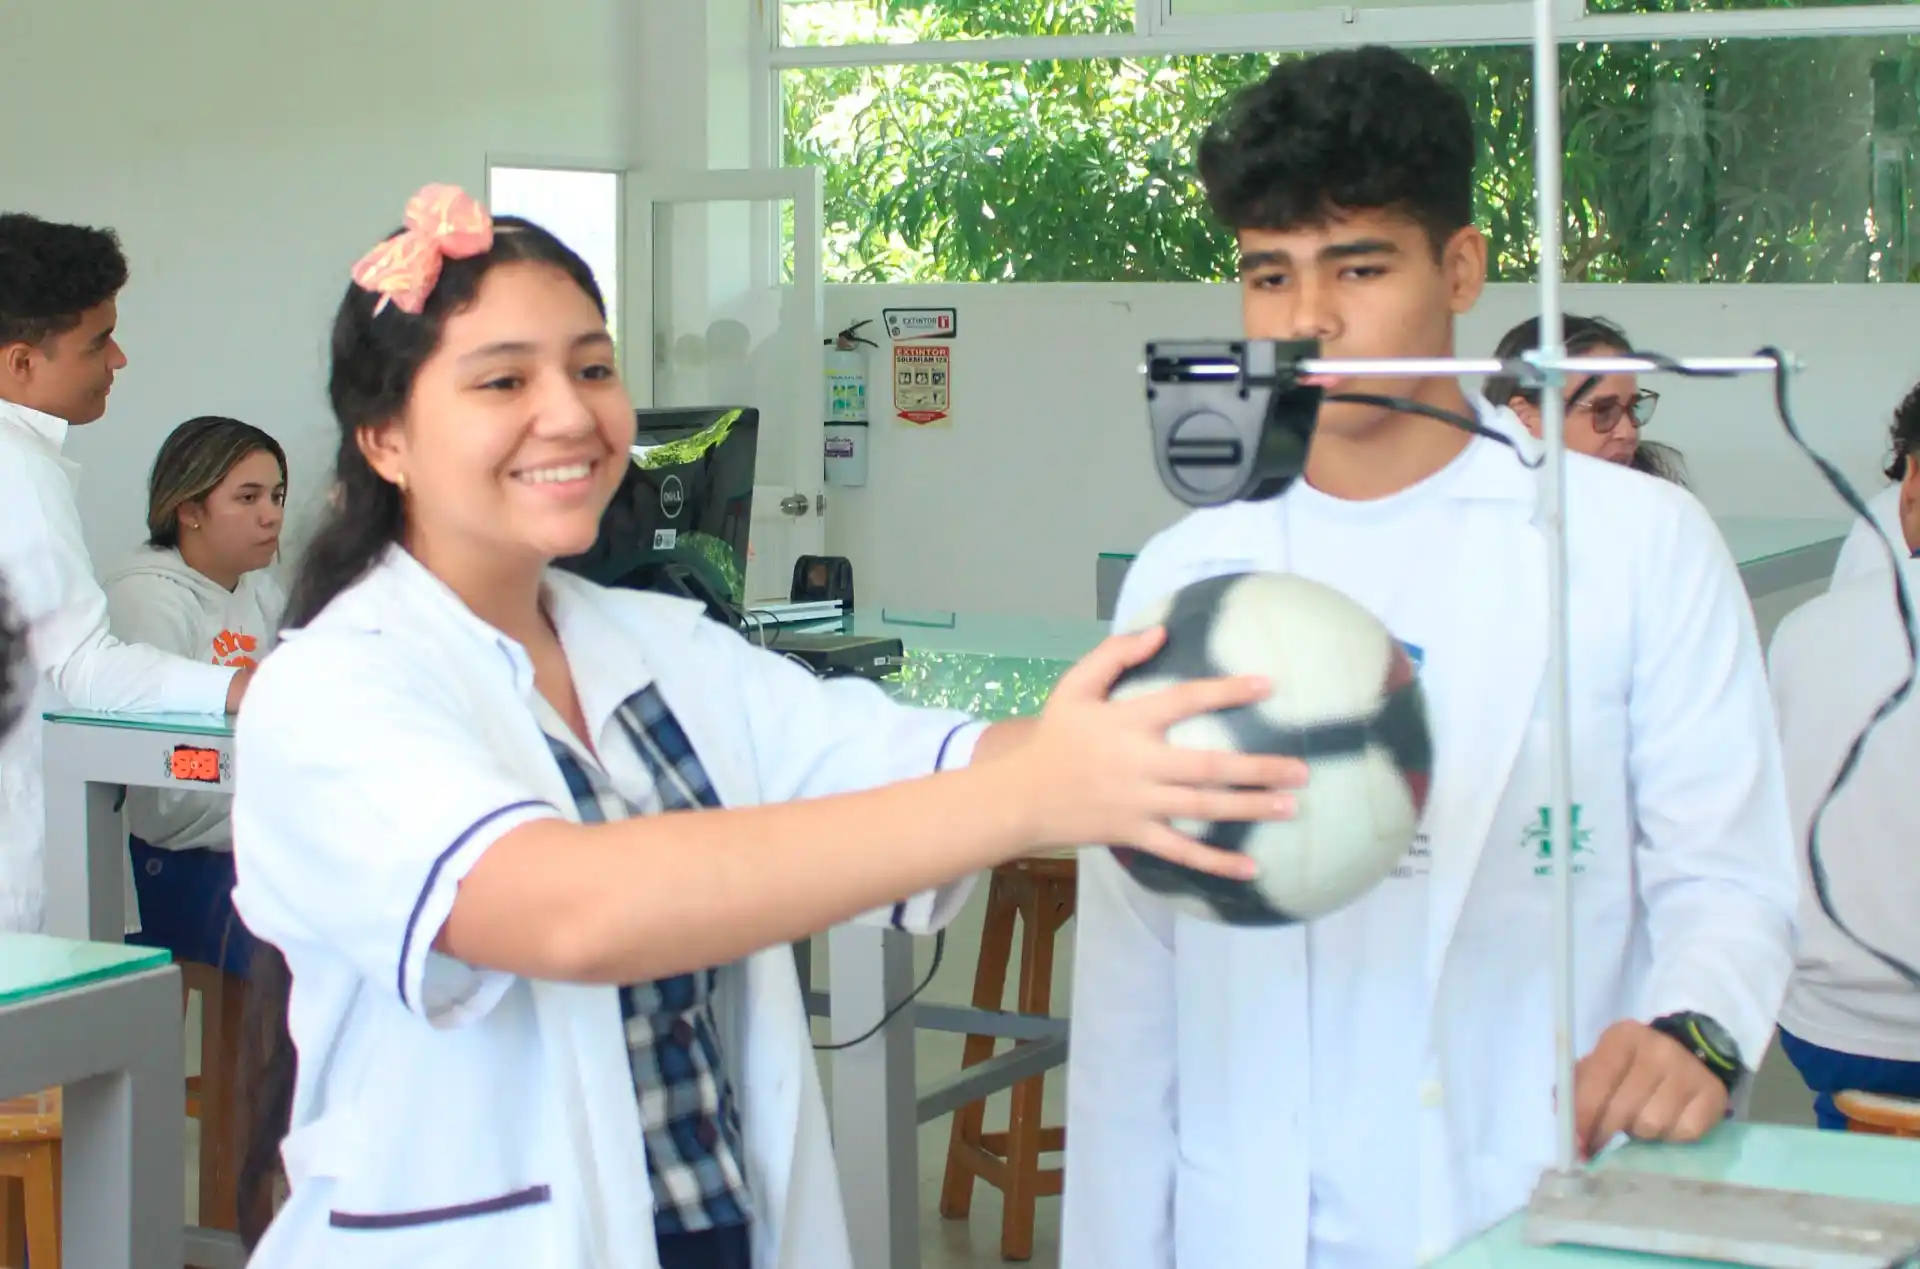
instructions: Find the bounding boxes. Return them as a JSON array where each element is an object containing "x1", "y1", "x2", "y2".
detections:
[
  {"x1": 1586, "y1": 0, "x2": 1917, "y2": 12},
  {"x1": 780, "y1": 0, "x2": 1133, "y2": 48},
  {"x1": 784, "y1": 35, "x2": 1920, "y2": 283},
  {"x1": 487, "y1": 167, "x2": 622, "y2": 336},
  {"x1": 1177, "y1": 0, "x2": 1916, "y2": 12},
  {"x1": 1171, "y1": 0, "x2": 1520, "y2": 14}
]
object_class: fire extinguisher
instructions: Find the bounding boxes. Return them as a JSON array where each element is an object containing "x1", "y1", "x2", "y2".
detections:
[{"x1": 824, "y1": 319, "x2": 878, "y2": 488}]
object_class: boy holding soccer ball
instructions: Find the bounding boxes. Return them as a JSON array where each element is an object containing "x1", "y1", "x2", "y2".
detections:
[{"x1": 1060, "y1": 46, "x2": 1799, "y2": 1269}]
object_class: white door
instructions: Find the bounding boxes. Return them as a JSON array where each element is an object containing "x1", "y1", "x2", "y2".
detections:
[{"x1": 623, "y1": 168, "x2": 826, "y2": 607}]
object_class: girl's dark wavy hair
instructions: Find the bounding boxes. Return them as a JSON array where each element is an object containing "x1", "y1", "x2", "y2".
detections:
[{"x1": 235, "y1": 215, "x2": 604, "y2": 1246}]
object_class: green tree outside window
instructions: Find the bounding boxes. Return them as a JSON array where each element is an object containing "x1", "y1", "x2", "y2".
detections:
[{"x1": 781, "y1": 1, "x2": 1920, "y2": 284}]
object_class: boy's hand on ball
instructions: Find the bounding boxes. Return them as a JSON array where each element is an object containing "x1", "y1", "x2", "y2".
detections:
[
  {"x1": 1572, "y1": 1020, "x2": 1728, "y2": 1160},
  {"x1": 1025, "y1": 625, "x2": 1308, "y2": 877}
]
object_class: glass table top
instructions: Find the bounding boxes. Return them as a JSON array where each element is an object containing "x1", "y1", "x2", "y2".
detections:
[
  {"x1": 1102, "y1": 514, "x2": 1852, "y2": 572},
  {"x1": 1716, "y1": 515, "x2": 1853, "y2": 566},
  {"x1": 846, "y1": 608, "x2": 1111, "y2": 663},
  {"x1": 0, "y1": 933, "x2": 170, "y2": 1007},
  {"x1": 41, "y1": 708, "x2": 233, "y2": 736},
  {"x1": 1431, "y1": 1123, "x2": 1920, "y2": 1266}
]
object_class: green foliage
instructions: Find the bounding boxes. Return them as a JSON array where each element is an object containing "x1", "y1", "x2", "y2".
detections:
[{"x1": 780, "y1": 1, "x2": 1920, "y2": 283}]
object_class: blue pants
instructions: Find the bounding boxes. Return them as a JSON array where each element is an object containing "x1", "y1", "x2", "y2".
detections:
[
  {"x1": 126, "y1": 838, "x2": 257, "y2": 978},
  {"x1": 1777, "y1": 1028, "x2": 1920, "y2": 1131},
  {"x1": 657, "y1": 1225, "x2": 751, "y2": 1269}
]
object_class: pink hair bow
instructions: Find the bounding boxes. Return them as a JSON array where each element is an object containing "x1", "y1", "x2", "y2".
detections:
[{"x1": 350, "y1": 183, "x2": 495, "y2": 316}]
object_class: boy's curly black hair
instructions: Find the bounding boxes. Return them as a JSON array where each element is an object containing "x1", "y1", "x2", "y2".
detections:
[
  {"x1": 1887, "y1": 379, "x2": 1920, "y2": 483},
  {"x1": 0, "y1": 212, "x2": 129, "y2": 347},
  {"x1": 1197, "y1": 46, "x2": 1476, "y2": 254}
]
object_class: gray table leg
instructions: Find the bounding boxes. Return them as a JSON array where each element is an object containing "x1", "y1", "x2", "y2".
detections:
[
  {"x1": 42, "y1": 724, "x2": 130, "y2": 940},
  {"x1": 0, "y1": 967, "x2": 184, "y2": 1269},
  {"x1": 828, "y1": 923, "x2": 922, "y2": 1269}
]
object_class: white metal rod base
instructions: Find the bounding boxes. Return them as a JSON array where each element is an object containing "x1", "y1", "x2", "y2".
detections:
[{"x1": 1523, "y1": 1168, "x2": 1920, "y2": 1268}]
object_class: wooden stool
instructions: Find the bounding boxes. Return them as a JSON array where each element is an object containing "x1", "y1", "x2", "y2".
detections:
[
  {"x1": 182, "y1": 962, "x2": 246, "y2": 1233},
  {"x1": 1834, "y1": 1090, "x2": 1920, "y2": 1138},
  {"x1": 0, "y1": 1090, "x2": 60, "y2": 1269},
  {"x1": 939, "y1": 855, "x2": 1076, "y2": 1261},
  {"x1": 0, "y1": 962, "x2": 247, "y2": 1266}
]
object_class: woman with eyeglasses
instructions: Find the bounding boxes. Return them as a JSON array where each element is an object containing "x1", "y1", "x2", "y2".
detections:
[{"x1": 1484, "y1": 314, "x2": 1689, "y2": 487}]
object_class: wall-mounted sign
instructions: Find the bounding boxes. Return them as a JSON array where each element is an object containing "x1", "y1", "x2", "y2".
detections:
[
  {"x1": 883, "y1": 307, "x2": 958, "y2": 342},
  {"x1": 893, "y1": 343, "x2": 952, "y2": 427}
]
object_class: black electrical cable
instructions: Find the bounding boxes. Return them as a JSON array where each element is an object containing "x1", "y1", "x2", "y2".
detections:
[
  {"x1": 812, "y1": 930, "x2": 946, "y2": 1051},
  {"x1": 726, "y1": 599, "x2": 952, "y2": 1051},
  {"x1": 1754, "y1": 347, "x2": 1920, "y2": 988}
]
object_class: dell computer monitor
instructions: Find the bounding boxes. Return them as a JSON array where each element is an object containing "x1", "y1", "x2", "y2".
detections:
[{"x1": 554, "y1": 406, "x2": 760, "y2": 624}]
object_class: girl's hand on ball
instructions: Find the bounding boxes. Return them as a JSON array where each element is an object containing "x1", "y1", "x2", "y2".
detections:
[{"x1": 1021, "y1": 626, "x2": 1308, "y2": 877}]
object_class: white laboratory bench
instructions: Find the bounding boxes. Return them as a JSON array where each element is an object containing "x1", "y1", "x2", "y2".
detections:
[{"x1": 0, "y1": 933, "x2": 186, "y2": 1269}]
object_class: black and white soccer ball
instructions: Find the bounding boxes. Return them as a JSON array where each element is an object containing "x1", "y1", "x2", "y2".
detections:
[{"x1": 1109, "y1": 571, "x2": 1434, "y2": 927}]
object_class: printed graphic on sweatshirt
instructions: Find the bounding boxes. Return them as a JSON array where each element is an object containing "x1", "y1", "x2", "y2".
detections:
[{"x1": 211, "y1": 629, "x2": 261, "y2": 670}]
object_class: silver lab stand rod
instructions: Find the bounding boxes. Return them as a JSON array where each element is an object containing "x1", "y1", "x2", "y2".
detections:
[
  {"x1": 1532, "y1": 0, "x2": 1581, "y2": 1179},
  {"x1": 1176, "y1": 355, "x2": 1784, "y2": 378}
]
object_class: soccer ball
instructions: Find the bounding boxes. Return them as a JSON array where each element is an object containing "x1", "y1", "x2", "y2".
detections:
[{"x1": 1108, "y1": 571, "x2": 1433, "y2": 926}]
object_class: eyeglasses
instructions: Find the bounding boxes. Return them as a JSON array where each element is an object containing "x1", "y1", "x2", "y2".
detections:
[{"x1": 1572, "y1": 388, "x2": 1659, "y2": 434}]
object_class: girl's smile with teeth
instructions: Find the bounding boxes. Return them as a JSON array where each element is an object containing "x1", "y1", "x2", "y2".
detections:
[{"x1": 513, "y1": 460, "x2": 597, "y2": 485}]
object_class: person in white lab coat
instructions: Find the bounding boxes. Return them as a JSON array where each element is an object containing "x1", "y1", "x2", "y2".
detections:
[
  {"x1": 0, "y1": 212, "x2": 251, "y2": 933},
  {"x1": 1771, "y1": 404, "x2": 1920, "y2": 1129},
  {"x1": 104, "y1": 415, "x2": 288, "y2": 978},
  {"x1": 1060, "y1": 47, "x2": 1800, "y2": 1269},
  {"x1": 1827, "y1": 383, "x2": 1915, "y2": 591},
  {"x1": 228, "y1": 184, "x2": 1304, "y2": 1269}
]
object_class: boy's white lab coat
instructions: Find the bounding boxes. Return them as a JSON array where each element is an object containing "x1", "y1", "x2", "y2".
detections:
[
  {"x1": 231, "y1": 547, "x2": 983, "y2": 1269},
  {"x1": 1061, "y1": 411, "x2": 1800, "y2": 1269},
  {"x1": 0, "y1": 401, "x2": 234, "y2": 932},
  {"x1": 1772, "y1": 554, "x2": 1920, "y2": 1060},
  {"x1": 1829, "y1": 483, "x2": 1903, "y2": 591}
]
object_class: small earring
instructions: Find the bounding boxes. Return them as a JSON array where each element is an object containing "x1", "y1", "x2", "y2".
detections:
[{"x1": 395, "y1": 474, "x2": 408, "y2": 494}]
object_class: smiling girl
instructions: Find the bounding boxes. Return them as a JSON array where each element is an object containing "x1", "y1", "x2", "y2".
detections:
[{"x1": 227, "y1": 185, "x2": 1300, "y2": 1269}]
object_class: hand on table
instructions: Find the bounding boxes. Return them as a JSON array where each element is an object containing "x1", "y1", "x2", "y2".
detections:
[{"x1": 1573, "y1": 1019, "x2": 1728, "y2": 1160}]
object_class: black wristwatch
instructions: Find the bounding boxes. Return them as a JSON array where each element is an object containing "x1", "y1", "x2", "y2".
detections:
[{"x1": 1650, "y1": 1012, "x2": 1744, "y2": 1093}]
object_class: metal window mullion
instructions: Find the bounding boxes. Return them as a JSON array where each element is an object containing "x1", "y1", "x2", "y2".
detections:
[{"x1": 769, "y1": 3, "x2": 1920, "y2": 69}]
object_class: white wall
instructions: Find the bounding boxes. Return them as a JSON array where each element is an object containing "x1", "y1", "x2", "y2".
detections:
[
  {"x1": 825, "y1": 282, "x2": 1920, "y2": 620},
  {"x1": 2, "y1": 0, "x2": 623, "y2": 574},
  {"x1": 9, "y1": 2, "x2": 1916, "y2": 627}
]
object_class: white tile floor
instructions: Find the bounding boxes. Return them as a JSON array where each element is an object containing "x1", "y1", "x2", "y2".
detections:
[{"x1": 174, "y1": 886, "x2": 1817, "y2": 1269}]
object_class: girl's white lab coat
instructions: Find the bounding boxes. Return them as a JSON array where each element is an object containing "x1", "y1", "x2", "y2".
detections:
[
  {"x1": 0, "y1": 401, "x2": 234, "y2": 932},
  {"x1": 1060, "y1": 411, "x2": 1801, "y2": 1269},
  {"x1": 230, "y1": 547, "x2": 983, "y2": 1269}
]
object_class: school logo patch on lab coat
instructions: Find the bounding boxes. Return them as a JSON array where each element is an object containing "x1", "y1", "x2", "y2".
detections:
[{"x1": 1523, "y1": 804, "x2": 1593, "y2": 877}]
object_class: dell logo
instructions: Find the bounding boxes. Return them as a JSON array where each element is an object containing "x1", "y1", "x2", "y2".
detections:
[{"x1": 660, "y1": 475, "x2": 686, "y2": 519}]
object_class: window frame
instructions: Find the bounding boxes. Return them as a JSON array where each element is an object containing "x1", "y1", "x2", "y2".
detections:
[
  {"x1": 483, "y1": 156, "x2": 628, "y2": 330},
  {"x1": 768, "y1": 0, "x2": 1920, "y2": 63}
]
